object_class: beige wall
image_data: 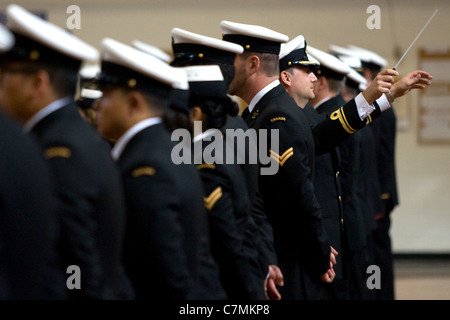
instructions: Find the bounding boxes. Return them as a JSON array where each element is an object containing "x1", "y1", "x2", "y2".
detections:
[{"x1": 3, "y1": 0, "x2": 450, "y2": 253}]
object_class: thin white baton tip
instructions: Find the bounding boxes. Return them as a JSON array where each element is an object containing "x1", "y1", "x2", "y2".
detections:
[{"x1": 393, "y1": 9, "x2": 439, "y2": 70}]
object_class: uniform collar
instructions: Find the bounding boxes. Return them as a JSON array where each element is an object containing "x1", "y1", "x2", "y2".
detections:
[
  {"x1": 23, "y1": 97, "x2": 72, "y2": 132},
  {"x1": 111, "y1": 117, "x2": 162, "y2": 161},
  {"x1": 247, "y1": 79, "x2": 280, "y2": 113},
  {"x1": 312, "y1": 96, "x2": 333, "y2": 109}
]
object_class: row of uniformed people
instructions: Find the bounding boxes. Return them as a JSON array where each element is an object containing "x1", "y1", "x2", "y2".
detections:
[
  {"x1": 275, "y1": 35, "x2": 429, "y2": 300},
  {"x1": 290, "y1": 41, "x2": 400, "y2": 300},
  {"x1": 0, "y1": 6, "x2": 135, "y2": 299},
  {"x1": 337, "y1": 45, "x2": 400, "y2": 300},
  {"x1": 220, "y1": 20, "x2": 430, "y2": 300},
  {"x1": 282, "y1": 39, "x2": 384, "y2": 299},
  {"x1": 90, "y1": 24, "x2": 425, "y2": 299},
  {"x1": 0, "y1": 4, "x2": 432, "y2": 300},
  {"x1": 0, "y1": 4, "x2": 271, "y2": 300}
]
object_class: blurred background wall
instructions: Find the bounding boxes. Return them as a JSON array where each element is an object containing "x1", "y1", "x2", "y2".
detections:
[{"x1": 2, "y1": 0, "x2": 449, "y2": 254}]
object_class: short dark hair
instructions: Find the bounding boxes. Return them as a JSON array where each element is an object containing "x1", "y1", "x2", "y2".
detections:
[
  {"x1": 192, "y1": 96, "x2": 239, "y2": 131},
  {"x1": 3, "y1": 60, "x2": 78, "y2": 98},
  {"x1": 240, "y1": 51, "x2": 279, "y2": 77},
  {"x1": 112, "y1": 85, "x2": 191, "y2": 134}
]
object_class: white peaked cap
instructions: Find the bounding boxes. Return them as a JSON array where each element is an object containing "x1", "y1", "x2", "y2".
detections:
[
  {"x1": 220, "y1": 20, "x2": 288, "y2": 54},
  {"x1": 79, "y1": 62, "x2": 101, "y2": 79},
  {"x1": 308, "y1": 54, "x2": 320, "y2": 65},
  {"x1": 329, "y1": 44, "x2": 359, "y2": 58},
  {"x1": 171, "y1": 28, "x2": 243, "y2": 54},
  {"x1": 101, "y1": 37, "x2": 188, "y2": 90},
  {"x1": 80, "y1": 88, "x2": 103, "y2": 100},
  {"x1": 279, "y1": 35, "x2": 305, "y2": 59},
  {"x1": 328, "y1": 44, "x2": 363, "y2": 69},
  {"x1": 180, "y1": 65, "x2": 228, "y2": 99},
  {"x1": 307, "y1": 46, "x2": 351, "y2": 76},
  {"x1": 347, "y1": 68, "x2": 367, "y2": 86},
  {"x1": 132, "y1": 40, "x2": 172, "y2": 64},
  {"x1": 347, "y1": 44, "x2": 388, "y2": 68},
  {"x1": 182, "y1": 65, "x2": 224, "y2": 82},
  {"x1": 279, "y1": 35, "x2": 319, "y2": 71},
  {"x1": 220, "y1": 21, "x2": 289, "y2": 43},
  {"x1": 338, "y1": 54, "x2": 362, "y2": 69},
  {"x1": 6, "y1": 4, "x2": 98, "y2": 62}
]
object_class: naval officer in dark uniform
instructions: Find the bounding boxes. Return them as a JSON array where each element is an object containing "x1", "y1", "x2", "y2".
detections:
[
  {"x1": 94, "y1": 38, "x2": 225, "y2": 300},
  {"x1": 0, "y1": 4, "x2": 134, "y2": 300},
  {"x1": 307, "y1": 45, "x2": 357, "y2": 300},
  {"x1": 169, "y1": 28, "x2": 281, "y2": 299},
  {"x1": 181, "y1": 64, "x2": 265, "y2": 299},
  {"x1": 349, "y1": 45, "x2": 399, "y2": 300},
  {"x1": 0, "y1": 24, "x2": 58, "y2": 300},
  {"x1": 278, "y1": 37, "x2": 350, "y2": 300},
  {"x1": 0, "y1": 107, "x2": 58, "y2": 300},
  {"x1": 220, "y1": 20, "x2": 431, "y2": 299},
  {"x1": 338, "y1": 66, "x2": 379, "y2": 300}
]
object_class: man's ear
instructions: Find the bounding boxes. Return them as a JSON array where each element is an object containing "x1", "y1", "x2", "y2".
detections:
[
  {"x1": 126, "y1": 90, "x2": 142, "y2": 115},
  {"x1": 191, "y1": 106, "x2": 203, "y2": 122},
  {"x1": 248, "y1": 55, "x2": 260, "y2": 74},
  {"x1": 30, "y1": 69, "x2": 51, "y2": 96},
  {"x1": 280, "y1": 70, "x2": 291, "y2": 87},
  {"x1": 317, "y1": 75, "x2": 327, "y2": 88}
]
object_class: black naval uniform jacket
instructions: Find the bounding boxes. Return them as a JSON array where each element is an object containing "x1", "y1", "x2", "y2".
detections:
[
  {"x1": 194, "y1": 135, "x2": 265, "y2": 300},
  {"x1": 314, "y1": 97, "x2": 348, "y2": 272},
  {"x1": 223, "y1": 115, "x2": 277, "y2": 281},
  {"x1": 316, "y1": 96, "x2": 379, "y2": 249},
  {"x1": 28, "y1": 101, "x2": 133, "y2": 300},
  {"x1": 318, "y1": 96, "x2": 387, "y2": 300},
  {"x1": 305, "y1": 102, "x2": 346, "y2": 292},
  {"x1": 323, "y1": 96, "x2": 368, "y2": 255},
  {"x1": 0, "y1": 111, "x2": 57, "y2": 299},
  {"x1": 318, "y1": 96, "x2": 380, "y2": 249},
  {"x1": 116, "y1": 121, "x2": 225, "y2": 300},
  {"x1": 372, "y1": 107, "x2": 399, "y2": 215},
  {"x1": 243, "y1": 83, "x2": 371, "y2": 300}
]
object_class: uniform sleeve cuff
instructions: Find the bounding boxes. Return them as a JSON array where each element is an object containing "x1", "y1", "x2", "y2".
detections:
[
  {"x1": 355, "y1": 92, "x2": 376, "y2": 121},
  {"x1": 376, "y1": 93, "x2": 392, "y2": 112}
]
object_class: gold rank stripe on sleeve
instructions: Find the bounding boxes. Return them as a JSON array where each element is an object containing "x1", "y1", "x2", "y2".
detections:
[
  {"x1": 270, "y1": 147, "x2": 294, "y2": 167},
  {"x1": 197, "y1": 164, "x2": 216, "y2": 170},
  {"x1": 366, "y1": 114, "x2": 373, "y2": 125},
  {"x1": 330, "y1": 107, "x2": 356, "y2": 134},
  {"x1": 43, "y1": 146, "x2": 71, "y2": 159},
  {"x1": 380, "y1": 193, "x2": 392, "y2": 200},
  {"x1": 204, "y1": 186, "x2": 222, "y2": 211},
  {"x1": 131, "y1": 166, "x2": 156, "y2": 178}
]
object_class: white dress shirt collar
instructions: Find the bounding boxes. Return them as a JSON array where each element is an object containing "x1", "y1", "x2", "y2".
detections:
[
  {"x1": 111, "y1": 117, "x2": 162, "y2": 161},
  {"x1": 23, "y1": 97, "x2": 72, "y2": 132},
  {"x1": 247, "y1": 79, "x2": 280, "y2": 113},
  {"x1": 312, "y1": 96, "x2": 333, "y2": 110}
]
